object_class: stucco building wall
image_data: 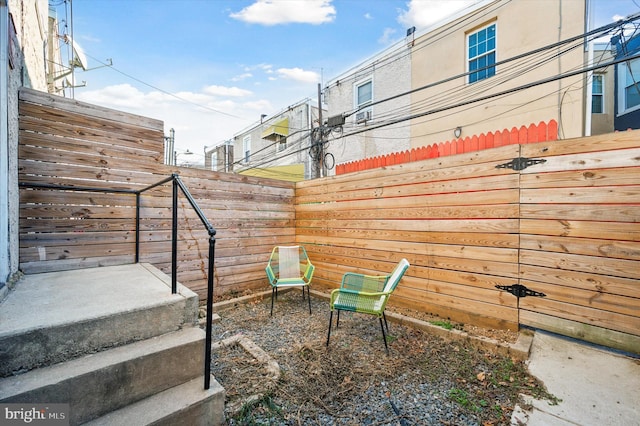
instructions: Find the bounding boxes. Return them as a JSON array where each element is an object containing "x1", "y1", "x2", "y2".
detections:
[
  {"x1": 232, "y1": 100, "x2": 322, "y2": 180},
  {"x1": 323, "y1": 42, "x2": 412, "y2": 172},
  {"x1": 2, "y1": 0, "x2": 49, "y2": 286},
  {"x1": 410, "y1": 0, "x2": 587, "y2": 146}
]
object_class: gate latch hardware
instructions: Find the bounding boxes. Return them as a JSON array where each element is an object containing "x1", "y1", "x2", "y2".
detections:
[
  {"x1": 495, "y1": 284, "x2": 546, "y2": 298},
  {"x1": 496, "y1": 157, "x2": 546, "y2": 171}
]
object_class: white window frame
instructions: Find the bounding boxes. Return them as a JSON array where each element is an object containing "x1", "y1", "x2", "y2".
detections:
[
  {"x1": 353, "y1": 78, "x2": 373, "y2": 123},
  {"x1": 591, "y1": 74, "x2": 604, "y2": 114},
  {"x1": 467, "y1": 22, "x2": 497, "y2": 84},
  {"x1": 242, "y1": 135, "x2": 251, "y2": 163},
  {"x1": 276, "y1": 136, "x2": 287, "y2": 152},
  {"x1": 617, "y1": 57, "x2": 640, "y2": 115}
]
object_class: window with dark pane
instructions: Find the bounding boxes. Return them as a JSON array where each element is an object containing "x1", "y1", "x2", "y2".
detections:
[{"x1": 468, "y1": 23, "x2": 496, "y2": 84}]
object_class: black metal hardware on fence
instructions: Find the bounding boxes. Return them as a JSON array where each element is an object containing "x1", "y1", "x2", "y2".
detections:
[
  {"x1": 19, "y1": 174, "x2": 217, "y2": 390},
  {"x1": 495, "y1": 157, "x2": 546, "y2": 171},
  {"x1": 495, "y1": 284, "x2": 546, "y2": 298}
]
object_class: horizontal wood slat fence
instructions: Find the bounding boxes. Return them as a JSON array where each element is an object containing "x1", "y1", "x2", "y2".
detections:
[
  {"x1": 298, "y1": 130, "x2": 640, "y2": 354},
  {"x1": 17, "y1": 88, "x2": 295, "y2": 299},
  {"x1": 297, "y1": 145, "x2": 524, "y2": 333},
  {"x1": 517, "y1": 133, "x2": 640, "y2": 353},
  {"x1": 17, "y1": 88, "x2": 640, "y2": 354}
]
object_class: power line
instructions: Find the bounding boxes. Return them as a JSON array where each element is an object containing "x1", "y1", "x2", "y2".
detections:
[
  {"x1": 340, "y1": 14, "x2": 633, "y2": 121},
  {"x1": 81, "y1": 51, "x2": 244, "y2": 120},
  {"x1": 334, "y1": 52, "x2": 640, "y2": 141},
  {"x1": 324, "y1": 0, "x2": 513, "y2": 102},
  {"x1": 232, "y1": 15, "x2": 639, "y2": 172},
  {"x1": 233, "y1": 130, "x2": 313, "y2": 172}
]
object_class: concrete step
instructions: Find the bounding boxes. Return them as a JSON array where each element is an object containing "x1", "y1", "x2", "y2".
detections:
[
  {"x1": 83, "y1": 376, "x2": 225, "y2": 426},
  {"x1": 0, "y1": 263, "x2": 199, "y2": 376},
  {"x1": 0, "y1": 327, "x2": 207, "y2": 425}
]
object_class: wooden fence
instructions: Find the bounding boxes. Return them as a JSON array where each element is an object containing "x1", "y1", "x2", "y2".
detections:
[
  {"x1": 297, "y1": 144, "x2": 524, "y2": 332},
  {"x1": 297, "y1": 130, "x2": 640, "y2": 354},
  {"x1": 517, "y1": 132, "x2": 640, "y2": 352},
  {"x1": 17, "y1": 88, "x2": 295, "y2": 299},
  {"x1": 17, "y1": 88, "x2": 640, "y2": 354}
]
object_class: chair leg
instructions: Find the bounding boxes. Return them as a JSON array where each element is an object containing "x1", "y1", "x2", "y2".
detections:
[
  {"x1": 336, "y1": 309, "x2": 340, "y2": 328},
  {"x1": 270, "y1": 287, "x2": 276, "y2": 316},
  {"x1": 326, "y1": 310, "x2": 333, "y2": 347},
  {"x1": 379, "y1": 317, "x2": 389, "y2": 355},
  {"x1": 383, "y1": 311, "x2": 389, "y2": 331},
  {"x1": 307, "y1": 286, "x2": 312, "y2": 314}
]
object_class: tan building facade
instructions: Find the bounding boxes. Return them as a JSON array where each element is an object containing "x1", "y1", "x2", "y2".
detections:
[{"x1": 409, "y1": 0, "x2": 589, "y2": 148}]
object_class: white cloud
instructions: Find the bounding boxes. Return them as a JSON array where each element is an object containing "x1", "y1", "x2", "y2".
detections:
[
  {"x1": 230, "y1": 0, "x2": 336, "y2": 25},
  {"x1": 276, "y1": 67, "x2": 320, "y2": 83},
  {"x1": 398, "y1": 0, "x2": 478, "y2": 29},
  {"x1": 378, "y1": 27, "x2": 397, "y2": 45},
  {"x1": 364, "y1": 13, "x2": 373, "y2": 20},
  {"x1": 203, "y1": 85, "x2": 252, "y2": 97},
  {"x1": 244, "y1": 99, "x2": 273, "y2": 111},
  {"x1": 231, "y1": 72, "x2": 253, "y2": 82},
  {"x1": 76, "y1": 84, "x2": 169, "y2": 110},
  {"x1": 76, "y1": 83, "x2": 256, "y2": 155}
]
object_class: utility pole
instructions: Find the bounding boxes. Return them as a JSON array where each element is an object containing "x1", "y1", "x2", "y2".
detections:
[
  {"x1": 310, "y1": 85, "x2": 322, "y2": 179},
  {"x1": 317, "y1": 83, "x2": 324, "y2": 178},
  {"x1": 310, "y1": 83, "x2": 333, "y2": 179}
]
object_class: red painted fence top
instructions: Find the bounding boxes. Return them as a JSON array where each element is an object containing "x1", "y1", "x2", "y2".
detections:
[{"x1": 336, "y1": 120, "x2": 558, "y2": 175}]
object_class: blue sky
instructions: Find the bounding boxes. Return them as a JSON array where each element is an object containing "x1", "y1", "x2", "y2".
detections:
[{"x1": 54, "y1": 0, "x2": 640, "y2": 162}]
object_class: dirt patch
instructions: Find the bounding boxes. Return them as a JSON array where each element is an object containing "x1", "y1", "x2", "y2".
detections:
[{"x1": 208, "y1": 290, "x2": 554, "y2": 425}]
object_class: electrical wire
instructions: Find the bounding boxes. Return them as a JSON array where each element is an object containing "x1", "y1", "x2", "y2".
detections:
[
  {"x1": 329, "y1": 16, "x2": 635, "y2": 133},
  {"x1": 339, "y1": 14, "x2": 633, "y2": 122},
  {"x1": 54, "y1": 1, "x2": 639, "y2": 173},
  {"x1": 242, "y1": 13, "x2": 640, "y2": 171},
  {"x1": 235, "y1": 134, "x2": 313, "y2": 173},
  {"x1": 333, "y1": 51, "x2": 640, "y2": 143},
  {"x1": 81, "y1": 53, "x2": 244, "y2": 120}
]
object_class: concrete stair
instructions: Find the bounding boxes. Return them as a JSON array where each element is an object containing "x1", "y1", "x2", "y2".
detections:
[{"x1": 0, "y1": 264, "x2": 225, "y2": 425}]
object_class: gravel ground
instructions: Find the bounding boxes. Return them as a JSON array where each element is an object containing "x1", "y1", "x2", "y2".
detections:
[{"x1": 209, "y1": 290, "x2": 554, "y2": 425}]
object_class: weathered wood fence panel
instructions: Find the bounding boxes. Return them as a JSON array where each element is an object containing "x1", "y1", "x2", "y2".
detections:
[
  {"x1": 296, "y1": 144, "x2": 523, "y2": 331},
  {"x1": 17, "y1": 88, "x2": 295, "y2": 299},
  {"x1": 297, "y1": 130, "x2": 640, "y2": 353},
  {"x1": 517, "y1": 132, "x2": 640, "y2": 352}
]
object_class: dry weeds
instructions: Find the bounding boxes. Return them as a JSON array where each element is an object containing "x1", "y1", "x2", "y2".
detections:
[{"x1": 209, "y1": 290, "x2": 555, "y2": 425}]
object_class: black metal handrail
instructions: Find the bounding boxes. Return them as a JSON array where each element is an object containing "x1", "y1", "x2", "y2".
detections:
[{"x1": 19, "y1": 173, "x2": 217, "y2": 389}]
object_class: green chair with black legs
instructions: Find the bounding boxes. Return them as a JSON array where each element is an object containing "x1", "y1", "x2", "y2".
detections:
[
  {"x1": 265, "y1": 245, "x2": 315, "y2": 316},
  {"x1": 326, "y1": 259, "x2": 409, "y2": 354}
]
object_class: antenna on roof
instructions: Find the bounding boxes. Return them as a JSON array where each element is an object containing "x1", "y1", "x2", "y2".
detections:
[
  {"x1": 52, "y1": 35, "x2": 114, "y2": 91},
  {"x1": 69, "y1": 38, "x2": 88, "y2": 70},
  {"x1": 406, "y1": 26, "x2": 416, "y2": 48}
]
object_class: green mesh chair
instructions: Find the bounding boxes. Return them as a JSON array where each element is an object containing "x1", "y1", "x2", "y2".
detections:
[
  {"x1": 326, "y1": 259, "x2": 409, "y2": 353},
  {"x1": 265, "y1": 245, "x2": 315, "y2": 316}
]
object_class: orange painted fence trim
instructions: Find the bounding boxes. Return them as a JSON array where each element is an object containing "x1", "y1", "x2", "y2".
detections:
[{"x1": 336, "y1": 120, "x2": 558, "y2": 175}]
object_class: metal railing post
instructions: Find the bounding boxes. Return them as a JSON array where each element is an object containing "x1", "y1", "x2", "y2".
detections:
[
  {"x1": 135, "y1": 192, "x2": 140, "y2": 263},
  {"x1": 21, "y1": 175, "x2": 217, "y2": 390},
  {"x1": 204, "y1": 231, "x2": 216, "y2": 389},
  {"x1": 171, "y1": 175, "x2": 178, "y2": 294}
]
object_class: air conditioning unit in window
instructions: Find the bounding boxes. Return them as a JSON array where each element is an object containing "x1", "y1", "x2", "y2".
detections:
[{"x1": 355, "y1": 110, "x2": 371, "y2": 124}]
